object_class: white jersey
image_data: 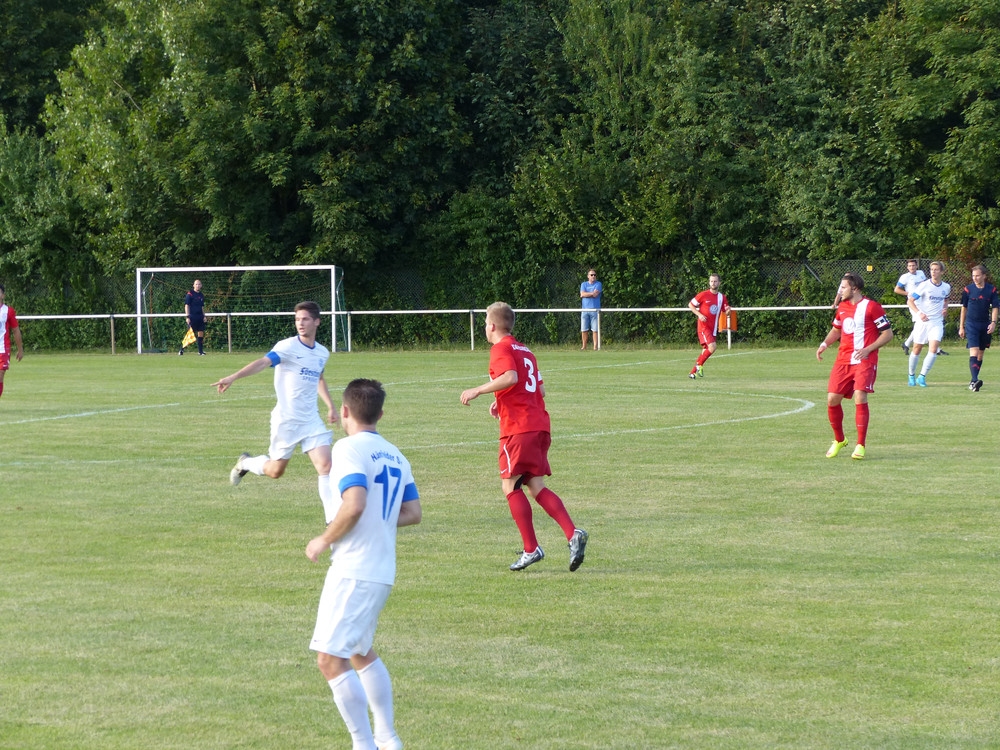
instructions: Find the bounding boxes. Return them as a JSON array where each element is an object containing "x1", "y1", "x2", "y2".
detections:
[
  {"x1": 910, "y1": 279, "x2": 951, "y2": 321},
  {"x1": 323, "y1": 430, "x2": 419, "y2": 585},
  {"x1": 896, "y1": 269, "x2": 926, "y2": 294},
  {"x1": 265, "y1": 336, "x2": 330, "y2": 425}
]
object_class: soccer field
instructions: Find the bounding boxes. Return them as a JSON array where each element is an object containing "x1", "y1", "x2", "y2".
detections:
[{"x1": 2, "y1": 347, "x2": 998, "y2": 749}]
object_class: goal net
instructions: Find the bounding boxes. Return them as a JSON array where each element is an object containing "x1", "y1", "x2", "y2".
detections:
[{"x1": 135, "y1": 265, "x2": 344, "y2": 354}]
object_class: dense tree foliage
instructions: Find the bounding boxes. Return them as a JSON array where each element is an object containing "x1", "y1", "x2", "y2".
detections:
[{"x1": 2, "y1": 0, "x2": 1000, "y2": 339}]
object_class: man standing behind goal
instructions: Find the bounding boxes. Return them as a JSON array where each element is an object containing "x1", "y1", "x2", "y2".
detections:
[
  {"x1": 180, "y1": 279, "x2": 206, "y2": 356},
  {"x1": 212, "y1": 301, "x2": 338, "y2": 505}
]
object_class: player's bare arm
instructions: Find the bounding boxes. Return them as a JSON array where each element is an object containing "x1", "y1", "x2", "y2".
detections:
[
  {"x1": 857, "y1": 328, "x2": 894, "y2": 360},
  {"x1": 212, "y1": 356, "x2": 272, "y2": 393},
  {"x1": 13, "y1": 327, "x2": 23, "y2": 361},
  {"x1": 397, "y1": 500, "x2": 422, "y2": 528},
  {"x1": 317, "y1": 375, "x2": 339, "y2": 424},
  {"x1": 816, "y1": 329, "x2": 838, "y2": 361},
  {"x1": 688, "y1": 302, "x2": 707, "y2": 323},
  {"x1": 305, "y1": 486, "x2": 366, "y2": 562},
  {"x1": 908, "y1": 296, "x2": 926, "y2": 321},
  {"x1": 460, "y1": 369, "x2": 518, "y2": 405}
]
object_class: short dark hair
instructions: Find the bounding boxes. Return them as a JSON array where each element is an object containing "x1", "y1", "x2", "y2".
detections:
[
  {"x1": 295, "y1": 301, "x2": 321, "y2": 319},
  {"x1": 343, "y1": 379, "x2": 386, "y2": 424},
  {"x1": 842, "y1": 272, "x2": 865, "y2": 292},
  {"x1": 0, "y1": 283, "x2": 5, "y2": 293}
]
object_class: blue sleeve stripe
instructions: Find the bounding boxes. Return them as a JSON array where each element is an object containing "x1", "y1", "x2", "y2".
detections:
[
  {"x1": 401, "y1": 482, "x2": 419, "y2": 502},
  {"x1": 265, "y1": 351, "x2": 281, "y2": 367},
  {"x1": 338, "y1": 473, "x2": 368, "y2": 494}
]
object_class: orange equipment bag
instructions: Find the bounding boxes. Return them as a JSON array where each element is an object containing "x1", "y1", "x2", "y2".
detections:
[{"x1": 718, "y1": 309, "x2": 738, "y2": 331}]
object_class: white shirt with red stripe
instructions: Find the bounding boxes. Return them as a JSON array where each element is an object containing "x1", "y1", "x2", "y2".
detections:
[
  {"x1": 0, "y1": 304, "x2": 18, "y2": 354},
  {"x1": 831, "y1": 297, "x2": 891, "y2": 366}
]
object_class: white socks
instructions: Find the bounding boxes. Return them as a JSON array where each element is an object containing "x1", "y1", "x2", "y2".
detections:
[
  {"x1": 909, "y1": 351, "x2": 939, "y2": 377},
  {"x1": 329, "y1": 671, "x2": 376, "y2": 749},
  {"x1": 328, "y1": 660, "x2": 399, "y2": 750},
  {"x1": 920, "y1": 351, "x2": 938, "y2": 376},
  {"x1": 319, "y1": 474, "x2": 333, "y2": 517},
  {"x1": 358, "y1": 658, "x2": 399, "y2": 748},
  {"x1": 242, "y1": 454, "x2": 268, "y2": 476}
]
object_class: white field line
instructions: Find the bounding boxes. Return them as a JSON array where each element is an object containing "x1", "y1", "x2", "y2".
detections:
[
  {"x1": 1, "y1": 351, "x2": 810, "y2": 460},
  {"x1": 404, "y1": 391, "x2": 815, "y2": 450},
  {"x1": 2, "y1": 403, "x2": 182, "y2": 425}
]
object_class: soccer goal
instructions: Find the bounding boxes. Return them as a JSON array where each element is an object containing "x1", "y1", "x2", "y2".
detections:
[{"x1": 135, "y1": 265, "x2": 344, "y2": 354}]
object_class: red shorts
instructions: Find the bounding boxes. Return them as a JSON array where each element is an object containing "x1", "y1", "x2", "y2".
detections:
[
  {"x1": 697, "y1": 327, "x2": 716, "y2": 348},
  {"x1": 0, "y1": 352, "x2": 9, "y2": 371},
  {"x1": 828, "y1": 360, "x2": 878, "y2": 398},
  {"x1": 498, "y1": 431, "x2": 552, "y2": 480}
]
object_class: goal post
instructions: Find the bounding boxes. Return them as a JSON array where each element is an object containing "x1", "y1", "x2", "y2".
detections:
[{"x1": 135, "y1": 265, "x2": 344, "y2": 354}]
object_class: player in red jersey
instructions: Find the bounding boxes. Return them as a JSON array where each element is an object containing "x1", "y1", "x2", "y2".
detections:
[
  {"x1": 0, "y1": 284, "x2": 25, "y2": 401},
  {"x1": 460, "y1": 302, "x2": 588, "y2": 572},
  {"x1": 688, "y1": 273, "x2": 730, "y2": 378},
  {"x1": 816, "y1": 273, "x2": 894, "y2": 461}
]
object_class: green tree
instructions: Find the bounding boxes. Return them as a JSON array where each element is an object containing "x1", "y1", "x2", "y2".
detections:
[
  {"x1": 0, "y1": 0, "x2": 104, "y2": 132},
  {"x1": 851, "y1": 0, "x2": 1000, "y2": 260},
  {"x1": 0, "y1": 120, "x2": 96, "y2": 311},
  {"x1": 46, "y1": 0, "x2": 471, "y2": 272}
]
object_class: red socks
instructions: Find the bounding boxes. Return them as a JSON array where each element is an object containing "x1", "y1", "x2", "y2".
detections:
[
  {"x1": 828, "y1": 402, "x2": 869, "y2": 446},
  {"x1": 827, "y1": 404, "x2": 845, "y2": 442},
  {"x1": 855, "y1": 403, "x2": 869, "y2": 447},
  {"x1": 534, "y1": 488, "x2": 577, "y2": 540},
  {"x1": 506, "y1": 487, "x2": 577, "y2": 548},
  {"x1": 505, "y1": 489, "x2": 538, "y2": 552}
]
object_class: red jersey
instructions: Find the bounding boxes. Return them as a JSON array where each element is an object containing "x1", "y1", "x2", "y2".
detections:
[
  {"x1": 831, "y1": 297, "x2": 891, "y2": 365},
  {"x1": 690, "y1": 290, "x2": 729, "y2": 335},
  {"x1": 0, "y1": 304, "x2": 18, "y2": 354},
  {"x1": 489, "y1": 335, "x2": 550, "y2": 438}
]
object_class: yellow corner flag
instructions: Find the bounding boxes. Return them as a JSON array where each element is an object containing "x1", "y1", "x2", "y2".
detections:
[{"x1": 181, "y1": 327, "x2": 196, "y2": 349}]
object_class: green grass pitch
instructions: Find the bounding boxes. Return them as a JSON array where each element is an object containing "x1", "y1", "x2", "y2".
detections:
[{"x1": 2, "y1": 346, "x2": 999, "y2": 749}]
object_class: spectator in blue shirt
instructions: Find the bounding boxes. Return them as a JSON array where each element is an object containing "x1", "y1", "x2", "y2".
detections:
[{"x1": 580, "y1": 269, "x2": 603, "y2": 350}]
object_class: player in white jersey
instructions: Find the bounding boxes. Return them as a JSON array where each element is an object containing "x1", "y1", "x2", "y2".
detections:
[
  {"x1": 213, "y1": 301, "x2": 338, "y2": 504},
  {"x1": 907, "y1": 261, "x2": 951, "y2": 387},
  {"x1": 306, "y1": 379, "x2": 421, "y2": 750},
  {"x1": 894, "y1": 259, "x2": 927, "y2": 354}
]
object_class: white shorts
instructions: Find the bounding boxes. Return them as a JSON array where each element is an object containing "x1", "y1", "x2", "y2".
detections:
[
  {"x1": 912, "y1": 319, "x2": 944, "y2": 346},
  {"x1": 310, "y1": 574, "x2": 392, "y2": 658},
  {"x1": 269, "y1": 415, "x2": 332, "y2": 460}
]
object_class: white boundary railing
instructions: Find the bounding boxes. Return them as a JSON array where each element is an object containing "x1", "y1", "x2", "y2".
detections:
[{"x1": 19, "y1": 304, "x2": 927, "y2": 353}]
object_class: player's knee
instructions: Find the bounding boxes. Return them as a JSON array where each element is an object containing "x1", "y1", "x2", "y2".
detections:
[
  {"x1": 264, "y1": 462, "x2": 287, "y2": 478},
  {"x1": 316, "y1": 651, "x2": 348, "y2": 680}
]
